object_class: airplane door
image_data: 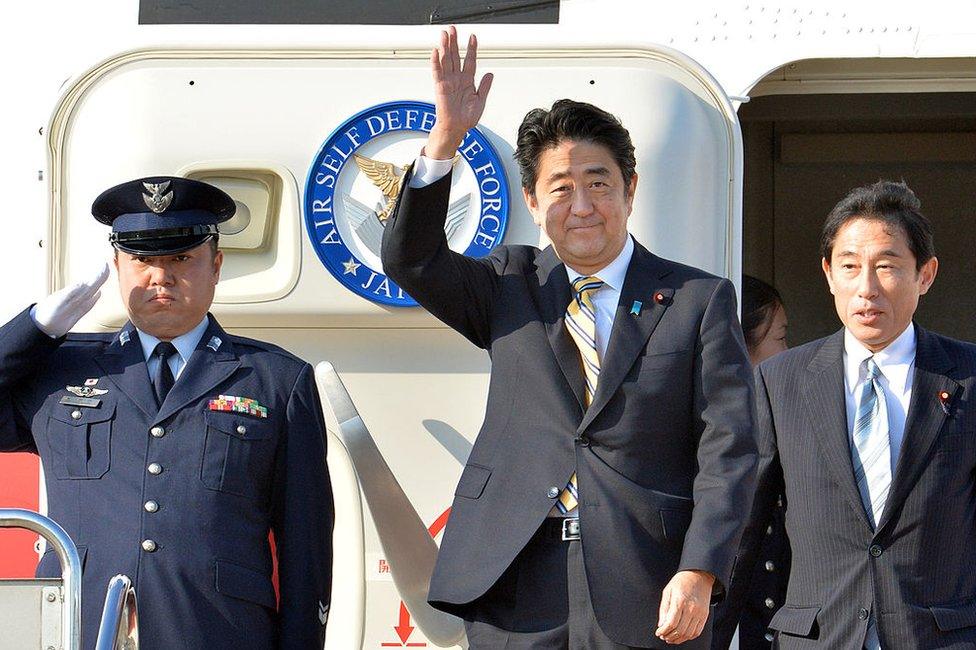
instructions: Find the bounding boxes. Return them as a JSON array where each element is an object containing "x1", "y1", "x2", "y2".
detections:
[{"x1": 38, "y1": 43, "x2": 741, "y2": 649}]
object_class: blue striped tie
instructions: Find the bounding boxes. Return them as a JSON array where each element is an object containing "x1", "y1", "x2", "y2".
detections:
[{"x1": 851, "y1": 357, "x2": 890, "y2": 650}]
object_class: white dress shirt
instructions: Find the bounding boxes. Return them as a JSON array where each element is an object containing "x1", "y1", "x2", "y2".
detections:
[
  {"x1": 138, "y1": 316, "x2": 209, "y2": 381},
  {"x1": 409, "y1": 154, "x2": 455, "y2": 188},
  {"x1": 564, "y1": 236, "x2": 634, "y2": 361},
  {"x1": 843, "y1": 324, "x2": 916, "y2": 470}
]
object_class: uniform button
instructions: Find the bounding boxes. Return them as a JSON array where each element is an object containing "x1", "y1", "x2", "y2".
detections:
[
  {"x1": 765, "y1": 597, "x2": 776, "y2": 609},
  {"x1": 858, "y1": 607, "x2": 869, "y2": 620},
  {"x1": 236, "y1": 425, "x2": 247, "y2": 435},
  {"x1": 869, "y1": 544, "x2": 883, "y2": 557},
  {"x1": 71, "y1": 410, "x2": 82, "y2": 420},
  {"x1": 141, "y1": 539, "x2": 157, "y2": 552},
  {"x1": 150, "y1": 426, "x2": 165, "y2": 438},
  {"x1": 576, "y1": 436, "x2": 590, "y2": 447},
  {"x1": 765, "y1": 560, "x2": 776, "y2": 572},
  {"x1": 766, "y1": 524, "x2": 774, "y2": 536},
  {"x1": 144, "y1": 500, "x2": 159, "y2": 513},
  {"x1": 764, "y1": 632, "x2": 774, "y2": 642},
  {"x1": 147, "y1": 463, "x2": 162, "y2": 475},
  {"x1": 547, "y1": 486, "x2": 560, "y2": 498}
]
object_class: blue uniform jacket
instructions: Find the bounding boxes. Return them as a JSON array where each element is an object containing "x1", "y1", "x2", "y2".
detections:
[{"x1": 0, "y1": 307, "x2": 333, "y2": 649}]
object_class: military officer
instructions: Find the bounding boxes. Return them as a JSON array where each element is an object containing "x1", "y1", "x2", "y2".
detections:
[{"x1": 0, "y1": 177, "x2": 333, "y2": 649}]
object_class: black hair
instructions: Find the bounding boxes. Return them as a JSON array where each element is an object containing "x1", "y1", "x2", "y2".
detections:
[
  {"x1": 514, "y1": 99, "x2": 636, "y2": 194},
  {"x1": 741, "y1": 275, "x2": 784, "y2": 352},
  {"x1": 821, "y1": 180, "x2": 934, "y2": 271}
]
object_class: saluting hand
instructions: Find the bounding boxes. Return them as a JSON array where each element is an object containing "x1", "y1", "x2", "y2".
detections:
[
  {"x1": 426, "y1": 26, "x2": 494, "y2": 160},
  {"x1": 656, "y1": 569, "x2": 714, "y2": 645},
  {"x1": 32, "y1": 261, "x2": 110, "y2": 338}
]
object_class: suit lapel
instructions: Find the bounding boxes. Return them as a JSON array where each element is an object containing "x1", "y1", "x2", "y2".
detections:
[
  {"x1": 154, "y1": 316, "x2": 241, "y2": 425},
  {"x1": 533, "y1": 246, "x2": 587, "y2": 411},
  {"x1": 94, "y1": 323, "x2": 157, "y2": 420},
  {"x1": 877, "y1": 326, "x2": 958, "y2": 533},
  {"x1": 579, "y1": 244, "x2": 673, "y2": 432},
  {"x1": 802, "y1": 330, "x2": 875, "y2": 532}
]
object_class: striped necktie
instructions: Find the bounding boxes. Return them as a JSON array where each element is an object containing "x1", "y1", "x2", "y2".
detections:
[
  {"x1": 852, "y1": 357, "x2": 891, "y2": 529},
  {"x1": 557, "y1": 275, "x2": 604, "y2": 514},
  {"x1": 851, "y1": 357, "x2": 890, "y2": 650}
]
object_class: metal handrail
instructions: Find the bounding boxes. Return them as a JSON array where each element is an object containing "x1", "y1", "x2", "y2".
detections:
[
  {"x1": 317, "y1": 362, "x2": 465, "y2": 648},
  {"x1": 95, "y1": 574, "x2": 139, "y2": 650},
  {"x1": 0, "y1": 508, "x2": 82, "y2": 650}
]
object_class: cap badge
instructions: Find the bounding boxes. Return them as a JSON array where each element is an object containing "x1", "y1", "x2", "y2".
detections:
[{"x1": 142, "y1": 181, "x2": 174, "y2": 214}]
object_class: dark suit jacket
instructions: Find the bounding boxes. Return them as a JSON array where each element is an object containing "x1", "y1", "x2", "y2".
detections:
[
  {"x1": 0, "y1": 309, "x2": 333, "y2": 649},
  {"x1": 381, "y1": 171, "x2": 757, "y2": 648},
  {"x1": 723, "y1": 325, "x2": 976, "y2": 649}
]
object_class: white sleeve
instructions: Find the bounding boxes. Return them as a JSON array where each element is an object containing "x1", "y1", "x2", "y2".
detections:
[{"x1": 408, "y1": 155, "x2": 454, "y2": 188}]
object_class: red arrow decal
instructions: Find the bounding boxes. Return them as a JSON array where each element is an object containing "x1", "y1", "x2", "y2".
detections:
[
  {"x1": 387, "y1": 507, "x2": 452, "y2": 646},
  {"x1": 395, "y1": 602, "x2": 415, "y2": 644}
]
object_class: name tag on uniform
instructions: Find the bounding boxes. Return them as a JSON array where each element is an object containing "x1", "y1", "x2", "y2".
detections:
[{"x1": 59, "y1": 395, "x2": 101, "y2": 408}]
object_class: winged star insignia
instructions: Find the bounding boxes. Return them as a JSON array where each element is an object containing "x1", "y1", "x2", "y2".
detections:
[
  {"x1": 142, "y1": 180, "x2": 174, "y2": 214},
  {"x1": 304, "y1": 101, "x2": 510, "y2": 308},
  {"x1": 353, "y1": 154, "x2": 403, "y2": 223},
  {"x1": 66, "y1": 385, "x2": 109, "y2": 398},
  {"x1": 345, "y1": 154, "x2": 471, "y2": 257}
]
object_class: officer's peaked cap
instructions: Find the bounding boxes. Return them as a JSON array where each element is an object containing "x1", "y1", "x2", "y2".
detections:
[{"x1": 92, "y1": 176, "x2": 236, "y2": 255}]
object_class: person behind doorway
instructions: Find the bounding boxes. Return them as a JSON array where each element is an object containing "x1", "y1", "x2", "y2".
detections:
[
  {"x1": 712, "y1": 275, "x2": 790, "y2": 649},
  {"x1": 718, "y1": 180, "x2": 976, "y2": 649},
  {"x1": 380, "y1": 26, "x2": 758, "y2": 650},
  {"x1": 0, "y1": 176, "x2": 333, "y2": 649}
]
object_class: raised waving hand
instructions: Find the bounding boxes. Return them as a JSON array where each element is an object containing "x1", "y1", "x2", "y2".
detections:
[{"x1": 426, "y1": 26, "x2": 494, "y2": 160}]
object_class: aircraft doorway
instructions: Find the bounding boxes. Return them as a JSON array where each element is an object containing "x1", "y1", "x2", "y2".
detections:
[{"x1": 739, "y1": 59, "x2": 976, "y2": 346}]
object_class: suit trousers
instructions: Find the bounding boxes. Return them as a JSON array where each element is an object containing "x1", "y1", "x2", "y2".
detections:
[{"x1": 463, "y1": 519, "x2": 642, "y2": 649}]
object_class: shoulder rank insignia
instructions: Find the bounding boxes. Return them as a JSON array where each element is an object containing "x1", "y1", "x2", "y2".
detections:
[
  {"x1": 208, "y1": 395, "x2": 268, "y2": 418},
  {"x1": 66, "y1": 385, "x2": 108, "y2": 398}
]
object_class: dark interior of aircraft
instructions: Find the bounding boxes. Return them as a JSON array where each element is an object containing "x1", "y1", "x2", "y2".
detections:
[{"x1": 740, "y1": 90, "x2": 976, "y2": 346}]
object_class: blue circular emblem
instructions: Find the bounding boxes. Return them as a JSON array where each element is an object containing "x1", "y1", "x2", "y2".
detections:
[{"x1": 304, "y1": 100, "x2": 510, "y2": 307}]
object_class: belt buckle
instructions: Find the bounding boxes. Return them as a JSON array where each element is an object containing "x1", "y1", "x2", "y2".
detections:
[{"x1": 561, "y1": 517, "x2": 581, "y2": 541}]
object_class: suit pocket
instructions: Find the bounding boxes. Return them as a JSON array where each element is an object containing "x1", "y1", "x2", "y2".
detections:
[
  {"x1": 768, "y1": 604, "x2": 821, "y2": 637},
  {"x1": 201, "y1": 411, "x2": 276, "y2": 498},
  {"x1": 931, "y1": 596, "x2": 976, "y2": 632},
  {"x1": 660, "y1": 507, "x2": 693, "y2": 544},
  {"x1": 46, "y1": 405, "x2": 115, "y2": 479},
  {"x1": 214, "y1": 559, "x2": 277, "y2": 610},
  {"x1": 455, "y1": 463, "x2": 492, "y2": 499}
]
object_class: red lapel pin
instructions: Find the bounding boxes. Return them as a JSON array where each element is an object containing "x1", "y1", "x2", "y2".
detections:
[{"x1": 939, "y1": 390, "x2": 952, "y2": 415}]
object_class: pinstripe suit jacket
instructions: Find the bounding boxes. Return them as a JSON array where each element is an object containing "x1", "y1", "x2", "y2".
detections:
[
  {"x1": 381, "y1": 171, "x2": 758, "y2": 648},
  {"x1": 727, "y1": 325, "x2": 976, "y2": 649}
]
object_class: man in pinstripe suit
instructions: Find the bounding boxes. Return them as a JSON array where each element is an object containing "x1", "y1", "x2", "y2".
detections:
[
  {"x1": 382, "y1": 27, "x2": 758, "y2": 650},
  {"x1": 725, "y1": 180, "x2": 976, "y2": 649}
]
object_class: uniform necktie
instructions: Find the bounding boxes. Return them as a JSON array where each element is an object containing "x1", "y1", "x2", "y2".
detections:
[
  {"x1": 152, "y1": 341, "x2": 178, "y2": 406},
  {"x1": 852, "y1": 357, "x2": 889, "y2": 650},
  {"x1": 558, "y1": 276, "x2": 604, "y2": 514}
]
